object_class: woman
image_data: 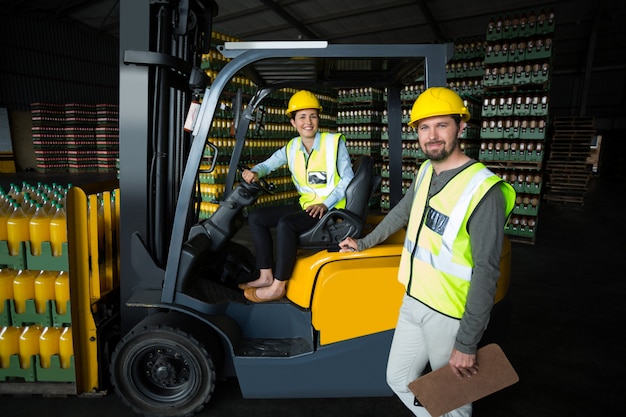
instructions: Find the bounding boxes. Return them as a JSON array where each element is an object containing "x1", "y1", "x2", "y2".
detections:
[{"x1": 241, "y1": 90, "x2": 354, "y2": 302}]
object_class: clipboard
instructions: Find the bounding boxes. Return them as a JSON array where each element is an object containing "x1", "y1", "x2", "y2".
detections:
[{"x1": 408, "y1": 344, "x2": 519, "y2": 417}]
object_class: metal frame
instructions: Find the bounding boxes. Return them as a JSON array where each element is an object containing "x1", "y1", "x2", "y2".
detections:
[{"x1": 162, "y1": 41, "x2": 452, "y2": 304}]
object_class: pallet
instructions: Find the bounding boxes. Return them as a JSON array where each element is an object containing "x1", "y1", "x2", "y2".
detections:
[
  {"x1": 543, "y1": 193, "x2": 585, "y2": 205},
  {"x1": 552, "y1": 116, "x2": 595, "y2": 129}
]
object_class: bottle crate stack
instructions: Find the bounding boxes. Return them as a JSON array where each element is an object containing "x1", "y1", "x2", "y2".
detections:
[
  {"x1": 0, "y1": 181, "x2": 75, "y2": 387},
  {"x1": 337, "y1": 87, "x2": 385, "y2": 210},
  {"x1": 31, "y1": 103, "x2": 119, "y2": 174},
  {"x1": 479, "y1": 8, "x2": 555, "y2": 244}
]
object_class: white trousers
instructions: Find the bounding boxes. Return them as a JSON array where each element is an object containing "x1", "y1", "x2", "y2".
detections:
[{"x1": 386, "y1": 294, "x2": 472, "y2": 417}]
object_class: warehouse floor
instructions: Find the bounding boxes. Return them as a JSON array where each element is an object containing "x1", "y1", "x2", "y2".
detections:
[{"x1": 0, "y1": 175, "x2": 623, "y2": 417}]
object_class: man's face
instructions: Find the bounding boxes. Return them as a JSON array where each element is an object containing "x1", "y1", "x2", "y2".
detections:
[
  {"x1": 415, "y1": 115, "x2": 464, "y2": 161},
  {"x1": 290, "y1": 109, "x2": 319, "y2": 139}
]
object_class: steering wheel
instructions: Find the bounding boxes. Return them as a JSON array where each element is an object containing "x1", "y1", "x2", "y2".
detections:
[{"x1": 238, "y1": 163, "x2": 275, "y2": 194}]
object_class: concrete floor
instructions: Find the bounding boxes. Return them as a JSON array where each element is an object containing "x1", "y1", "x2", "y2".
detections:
[{"x1": 0, "y1": 175, "x2": 622, "y2": 416}]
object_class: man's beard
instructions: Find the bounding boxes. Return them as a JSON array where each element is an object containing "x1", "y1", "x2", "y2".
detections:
[{"x1": 422, "y1": 137, "x2": 459, "y2": 161}]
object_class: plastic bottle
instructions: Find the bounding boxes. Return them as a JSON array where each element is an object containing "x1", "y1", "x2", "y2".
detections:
[
  {"x1": 34, "y1": 270, "x2": 58, "y2": 314},
  {"x1": 18, "y1": 324, "x2": 42, "y2": 368},
  {"x1": 58, "y1": 326, "x2": 73, "y2": 369},
  {"x1": 29, "y1": 203, "x2": 52, "y2": 256},
  {"x1": 0, "y1": 268, "x2": 18, "y2": 314},
  {"x1": 6, "y1": 202, "x2": 30, "y2": 256},
  {"x1": 54, "y1": 270, "x2": 70, "y2": 315},
  {"x1": 0, "y1": 195, "x2": 10, "y2": 242},
  {"x1": 0, "y1": 326, "x2": 21, "y2": 368},
  {"x1": 49, "y1": 203, "x2": 67, "y2": 257},
  {"x1": 39, "y1": 326, "x2": 61, "y2": 368},
  {"x1": 12, "y1": 269, "x2": 38, "y2": 314}
]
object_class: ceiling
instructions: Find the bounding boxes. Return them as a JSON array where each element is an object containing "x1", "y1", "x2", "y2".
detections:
[{"x1": 0, "y1": 0, "x2": 624, "y2": 76}]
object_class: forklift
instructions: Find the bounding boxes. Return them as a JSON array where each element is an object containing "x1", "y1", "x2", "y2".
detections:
[{"x1": 111, "y1": 1, "x2": 512, "y2": 416}]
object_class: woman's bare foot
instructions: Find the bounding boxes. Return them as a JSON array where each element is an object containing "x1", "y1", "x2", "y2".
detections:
[
  {"x1": 244, "y1": 279, "x2": 287, "y2": 303},
  {"x1": 239, "y1": 269, "x2": 274, "y2": 289}
]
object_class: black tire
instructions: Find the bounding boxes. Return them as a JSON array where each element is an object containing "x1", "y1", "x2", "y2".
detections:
[{"x1": 110, "y1": 312, "x2": 219, "y2": 417}]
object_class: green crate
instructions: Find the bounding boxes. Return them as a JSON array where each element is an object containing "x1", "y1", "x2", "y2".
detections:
[
  {"x1": 0, "y1": 241, "x2": 26, "y2": 270},
  {"x1": 514, "y1": 72, "x2": 533, "y2": 85},
  {"x1": 1, "y1": 299, "x2": 11, "y2": 326},
  {"x1": 10, "y1": 299, "x2": 53, "y2": 327},
  {"x1": 498, "y1": 73, "x2": 516, "y2": 86},
  {"x1": 519, "y1": 128, "x2": 546, "y2": 140},
  {"x1": 503, "y1": 127, "x2": 520, "y2": 140},
  {"x1": 25, "y1": 241, "x2": 69, "y2": 272},
  {"x1": 0, "y1": 354, "x2": 37, "y2": 382},
  {"x1": 481, "y1": 127, "x2": 503, "y2": 139},
  {"x1": 35, "y1": 354, "x2": 76, "y2": 382}
]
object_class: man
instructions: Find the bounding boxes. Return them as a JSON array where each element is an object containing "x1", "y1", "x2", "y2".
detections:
[
  {"x1": 241, "y1": 90, "x2": 354, "y2": 302},
  {"x1": 339, "y1": 87, "x2": 516, "y2": 416}
]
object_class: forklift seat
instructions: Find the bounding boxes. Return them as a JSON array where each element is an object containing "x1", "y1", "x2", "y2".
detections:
[{"x1": 298, "y1": 155, "x2": 381, "y2": 250}]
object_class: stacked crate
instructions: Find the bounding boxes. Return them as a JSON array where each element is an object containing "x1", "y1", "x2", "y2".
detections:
[
  {"x1": 478, "y1": 9, "x2": 555, "y2": 244},
  {"x1": 337, "y1": 87, "x2": 384, "y2": 210},
  {"x1": 543, "y1": 116, "x2": 595, "y2": 204},
  {"x1": 31, "y1": 103, "x2": 68, "y2": 172},
  {"x1": 95, "y1": 104, "x2": 120, "y2": 173},
  {"x1": 0, "y1": 183, "x2": 74, "y2": 390},
  {"x1": 65, "y1": 104, "x2": 97, "y2": 173},
  {"x1": 31, "y1": 103, "x2": 119, "y2": 173}
]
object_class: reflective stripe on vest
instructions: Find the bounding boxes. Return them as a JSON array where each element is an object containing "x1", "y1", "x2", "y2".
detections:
[
  {"x1": 398, "y1": 160, "x2": 516, "y2": 318},
  {"x1": 286, "y1": 132, "x2": 345, "y2": 209}
]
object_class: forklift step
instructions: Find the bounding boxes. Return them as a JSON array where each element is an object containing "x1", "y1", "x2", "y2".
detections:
[{"x1": 236, "y1": 337, "x2": 313, "y2": 357}]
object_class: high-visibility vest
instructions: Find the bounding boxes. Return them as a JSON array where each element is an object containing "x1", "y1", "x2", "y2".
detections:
[
  {"x1": 398, "y1": 160, "x2": 516, "y2": 318},
  {"x1": 286, "y1": 132, "x2": 346, "y2": 209}
]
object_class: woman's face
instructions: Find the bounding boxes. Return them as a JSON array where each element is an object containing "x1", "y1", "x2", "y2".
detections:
[{"x1": 290, "y1": 109, "x2": 319, "y2": 140}]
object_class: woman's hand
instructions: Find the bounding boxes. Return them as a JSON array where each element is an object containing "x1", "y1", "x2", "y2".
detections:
[
  {"x1": 242, "y1": 169, "x2": 258, "y2": 184},
  {"x1": 305, "y1": 203, "x2": 327, "y2": 219}
]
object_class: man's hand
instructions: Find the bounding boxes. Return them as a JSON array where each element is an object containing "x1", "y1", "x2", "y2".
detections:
[
  {"x1": 305, "y1": 203, "x2": 327, "y2": 219},
  {"x1": 449, "y1": 348, "x2": 478, "y2": 379},
  {"x1": 338, "y1": 236, "x2": 358, "y2": 252}
]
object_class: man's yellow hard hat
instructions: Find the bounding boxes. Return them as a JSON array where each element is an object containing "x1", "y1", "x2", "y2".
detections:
[{"x1": 408, "y1": 87, "x2": 470, "y2": 127}]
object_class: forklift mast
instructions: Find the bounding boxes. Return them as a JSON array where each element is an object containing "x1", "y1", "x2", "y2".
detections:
[{"x1": 119, "y1": 0, "x2": 217, "y2": 330}]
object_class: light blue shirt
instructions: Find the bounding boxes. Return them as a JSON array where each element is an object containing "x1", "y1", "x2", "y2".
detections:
[{"x1": 251, "y1": 132, "x2": 354, "y2": 209}]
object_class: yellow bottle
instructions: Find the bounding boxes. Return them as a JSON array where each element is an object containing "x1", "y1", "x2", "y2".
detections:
[
  {"x1": 34, "y1": 270, "x2": 58, "y2": 314},
  {"x1": 12, "y1": 269, "x2": 38, "y2": 314},
  {"x1": 0, "y1": 268, "x2": 17, "y2": 314},
  {"x1": 54, "y1": 270, "x2": 70, "y2": 315},
  {"x1": 58, "y1": 326, "x2": 73, "y2": 369},
  {"x1": 0, "y1": 199, "x2": 11, "y2": 241},
  {"x1": 6, "y1": 202, "x2": 30, "y2": 256},
  {"x1": 0, "y1": 326, "x2": 21, "y2": 368},
  {"x1": 49, "y1": 203, "x2": 67, "y2": 257},
  {"x1": 18, "y1": 324, "x2": 42, "y2": 369},
  {"x1": 39, "y1": 326, "x2": 61, "y2": 368},
  {"x1": 29, "y1": 203, "x2": 51, "y2": 256}
]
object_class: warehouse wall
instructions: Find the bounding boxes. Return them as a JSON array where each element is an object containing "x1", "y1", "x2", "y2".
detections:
[
  {"x1": 0, "y1": 13, "x2": 118, "y2": 172},
  {"x1": 0, "y1": 13, "x2": 118, "y2": 110}
]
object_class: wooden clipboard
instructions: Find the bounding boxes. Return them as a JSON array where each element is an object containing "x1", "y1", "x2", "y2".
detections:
[{"x1": 408, "y1": 344, "x2": 519, "y2": 417}]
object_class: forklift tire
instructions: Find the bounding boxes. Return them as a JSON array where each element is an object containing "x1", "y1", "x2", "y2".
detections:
[{"x1": 110, "y1": 312, "x2": 220, "y2": 417}]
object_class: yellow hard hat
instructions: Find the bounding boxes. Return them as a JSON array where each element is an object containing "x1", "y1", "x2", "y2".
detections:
[
  {"x1": 408, "y1": 87, "x2": 470, "y2": 127},
  {"x1": 286, "y1": 90, "x2": 322, "y2": 117}
]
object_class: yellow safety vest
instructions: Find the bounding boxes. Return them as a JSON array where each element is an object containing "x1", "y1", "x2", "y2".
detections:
[
  {"x1": 398, "y1": 160, "x2": 516, "y2": 318},
  {"x1": 286, "y1": 132, "x2": 346, "y2": 209}
]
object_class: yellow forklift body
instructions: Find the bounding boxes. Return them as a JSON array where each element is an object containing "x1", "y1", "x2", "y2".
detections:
[
  {"x1": 287, "y1": 216, "x2": 511, "y2": 345},
  {"x1": 309, "y1": 250, "x2": 405, "y2": 345}
]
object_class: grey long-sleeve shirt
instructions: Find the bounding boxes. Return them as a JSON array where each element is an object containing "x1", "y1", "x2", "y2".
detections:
[{"x1": 357, "y1": 160, "x2": 507, "y2": 354}]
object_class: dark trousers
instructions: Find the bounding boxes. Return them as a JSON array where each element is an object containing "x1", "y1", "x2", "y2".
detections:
[{"x1": 247, "y1": 203, "x2": 319, "y2": 281}]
